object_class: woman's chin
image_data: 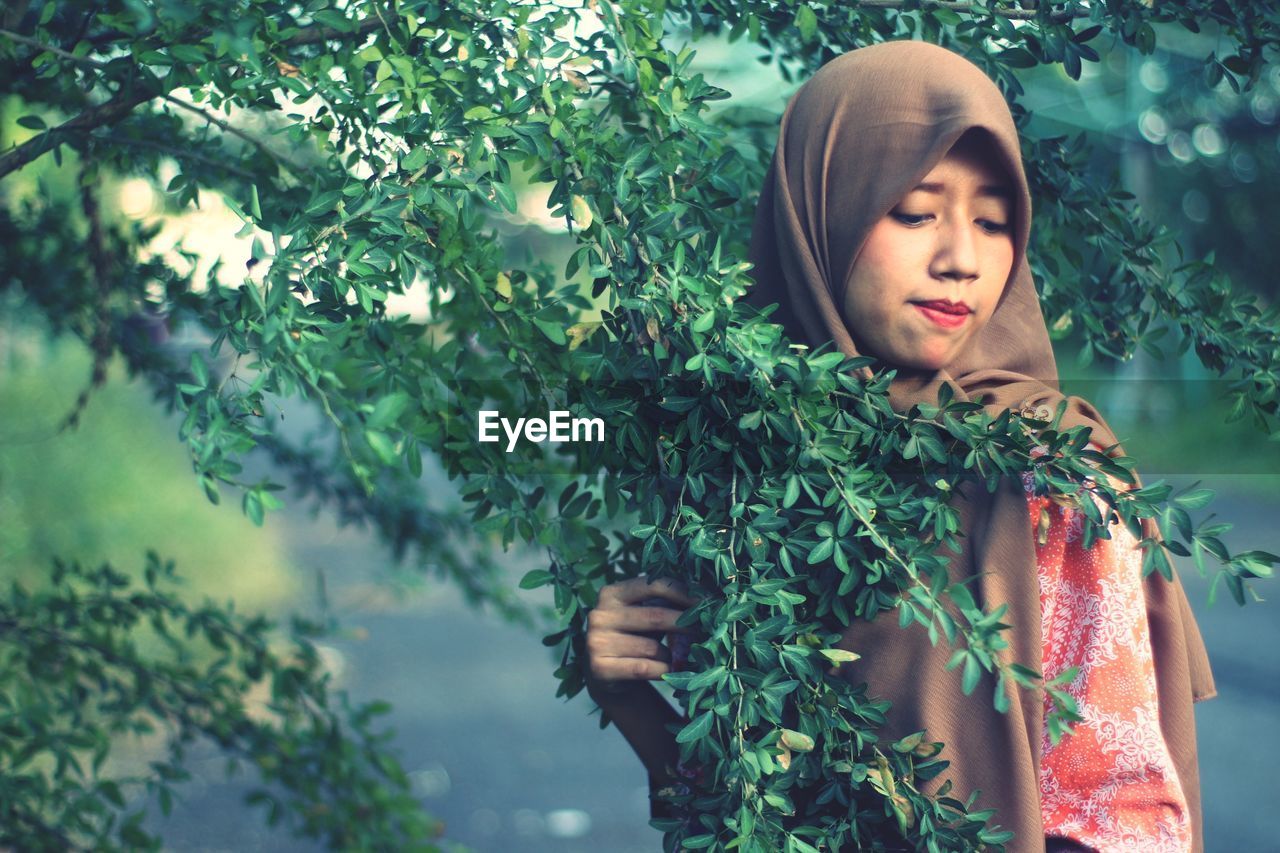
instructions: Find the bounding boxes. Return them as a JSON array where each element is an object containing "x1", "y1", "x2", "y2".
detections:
[
  {"x1": 862, "y1": 340, "x2": 956, "y2": 373},
  {"x1": 901, "y1": 349, "x2": 954, "y2": 372}
]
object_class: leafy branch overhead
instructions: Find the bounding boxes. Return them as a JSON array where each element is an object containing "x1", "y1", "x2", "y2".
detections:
[{"x1": 2, "y1": 0, "x2": 1278, "y2": 850}]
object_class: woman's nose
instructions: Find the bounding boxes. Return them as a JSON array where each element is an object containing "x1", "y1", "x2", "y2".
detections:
[{"x1": 931, "y1": 218, "x2": 980, "y2": 282}]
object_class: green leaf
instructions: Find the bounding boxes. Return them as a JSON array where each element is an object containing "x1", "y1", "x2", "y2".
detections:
[
  {"x1": 993, "y1": 674, "x2": 1011, "y2": 713},
  {"x1": 402, "y1": 146, "x2": 429, "y2": 171},
  {"x1": 519, "y1": 569, "x2": 554, "y2": 589},
  {"x1": 366, "y1": 430, "x2": 399, "y2": 465},
  {"x1": 783, "y1": 476, "x2": 800, "y2": 508},
  {"x1": 189, "y1": 352, "x2": 209, "y2": 386},
  {"x1": 169, "y1": 43, "x2": 207, "y2": 63},
  {"x1": 676, "y1": 710, "x2": 714, "y2": 743},
  {"x1": 243, "y1": 490, "x2": 264, "y2": 526},
  {"x1": 947, "y1": 583, "x2": 977, "y2": 613},
  {"x1": 891, "y1": 731, "x2": 925, "y2": 754},
  {"x1": 806, "y1": 538, "x2": 834, "y2": 564},
  {"x1": 1173, "y1": 488, "x2": 1214, "y2": 510},
  {"x1": 790, "y1": 836, "x2": 821, "y2": 853},
  {"x1": 795, "y1": 6, "x2": 818, "y2": 43},
  {"x1": 492, "y1": 181, "x2": 518, "y2": 213},
  {"x1": 1136, "y1": 22, "x2": 1156, "y2": 54},
  {"x1": 1223, "y1": 54, "x2": 1252, "y2": 75},
  {"x1": 533, "y1": 318, "x2": 566, "y2": 345},
  {"x1": 17, "y1": 115, "x2": 47, "y2": 130},
  {"x1": 312, "y1": 9, "x2": 354, "y2": 30},
  {"x1": 368, "y1": 392, "x2": 412, "y2": 430},
  {"x1": 202, "y1": 476, "x2": 220, "y2": 505},
  {"x1": 99, "y1": 780, "x2": 125, "y2": 807},
  {"x1": 561, "y1": 491, "x2": 590, "y2": 517},
  {"x1": 819, "y1": 648, "x2": 860, "y2": 664},
  {"x1": 687, "y1": 665, "x2": 725, "y2": 691},
  {"x1": 961, "y1": 653, "x2": 981, "y2": 695}
]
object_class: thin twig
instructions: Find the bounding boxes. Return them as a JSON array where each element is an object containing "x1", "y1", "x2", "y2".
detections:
[
  {"x1": 55, "y1": 169, "x2": 114, "y2": 435},
  {"x1": 0, "y1": 26, "x2": 110, "y2": 68},
  {"x1": 299, "y1": 370, "x2": 366, "y2": 493},
  {"x1": 370, "y1": 4, "x2": 398, "y2": 43},
  {"x1": 471, "y1": 277, "x2": 560, "y2": 412},
  {"x1": 105, "y1": 134, "x2": 255, "y2": 179},
  {"x1": 727, "y1": 467, "x2": 744, "y2": 786},
  {"x1": 160, "y1": 94, "x2": 304, "y2": 178}
]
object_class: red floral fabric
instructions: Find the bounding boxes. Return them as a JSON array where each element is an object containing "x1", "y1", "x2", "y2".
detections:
[{"x1": 1024, "y1": 449, "x2": 1192, "y2": 852}]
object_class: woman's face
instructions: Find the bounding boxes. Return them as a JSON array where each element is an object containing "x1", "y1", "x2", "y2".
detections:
[{"x1": 840, "y1": 132, "x2": 1016, "y2": 372}]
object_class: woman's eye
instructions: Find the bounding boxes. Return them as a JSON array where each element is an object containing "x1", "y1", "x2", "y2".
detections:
[
  {"x1": 978, "y1": 219, "x2": 1010, "y2": 234},
  {"x1": 891, "y1": 212, "x2": 930, "y2": 226}
]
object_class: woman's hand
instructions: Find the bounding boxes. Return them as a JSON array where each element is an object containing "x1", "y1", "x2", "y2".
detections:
[{"x1": 585, "y1": 576, "x2": 700, "y2": 695}]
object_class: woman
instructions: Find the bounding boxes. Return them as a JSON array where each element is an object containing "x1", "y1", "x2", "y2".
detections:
[{"x1": 585, "y1": 41, "x2": 1217, "y2": 852}]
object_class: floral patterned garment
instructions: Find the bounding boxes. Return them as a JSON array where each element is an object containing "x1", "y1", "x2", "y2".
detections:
[{"x1": 1024, "y1": 447, "x2": 1193, "y2": 852}]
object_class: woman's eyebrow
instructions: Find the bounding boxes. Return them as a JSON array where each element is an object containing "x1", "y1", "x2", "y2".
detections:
[{"x1": 911, "y1": 181, "x2": 1013, "y2": 200}]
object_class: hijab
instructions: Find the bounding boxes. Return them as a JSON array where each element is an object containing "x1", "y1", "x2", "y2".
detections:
[{"x1": 745, "y1": 40, "x2": 1216, "y2": 851}]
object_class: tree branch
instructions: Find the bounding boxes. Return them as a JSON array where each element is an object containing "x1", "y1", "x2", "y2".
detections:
[
  {"x1": 0, "y1": 26, "x2": 110, "y2": 68},
  {"x1": 0, "y1": 13, "x2": 387, "y2": 182},
  {"x1": 0, "y1": 14, "x2": 389, "y2": 60},
  {"x1": 79, "y1": 11, "x2": 398, "y2": 51},
  {"x1": 53, "y1": 168, "x2": 114, "y2": 435},
  {"x1": 285, "y1": 13, "x2": 396, "y2": 46},
  {"x1": 851, "y1": 0, "x2": 1088, "y2": 21},
  {"x1": 104, "y1": 134, "x2": 256, "y2": 179},
  {"x1": 0, "y1": 81, "x2": 159, "y2": 179}
]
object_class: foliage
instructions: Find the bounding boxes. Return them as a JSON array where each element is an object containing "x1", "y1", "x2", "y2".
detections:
[
  {"x1": 0, "y1": 316, "x2": 297, "y2": 604},
  {"x1": 2, "y1": 1, "x2": 1279, "y2": 850},
  {"x1": 0, "y1": 554, "x2": 445, "y2": 851}
]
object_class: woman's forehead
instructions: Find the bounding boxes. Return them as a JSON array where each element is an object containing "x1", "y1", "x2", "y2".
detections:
[{"x1": 912, "y1": 148, "x2": 1016, "y2": 196}]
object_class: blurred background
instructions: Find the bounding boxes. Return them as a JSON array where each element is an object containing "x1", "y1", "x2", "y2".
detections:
[{"x1": 3, "y1": 14, "x2": 1278, "y2": 852}]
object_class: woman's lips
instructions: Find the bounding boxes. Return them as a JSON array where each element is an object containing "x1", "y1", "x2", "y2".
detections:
[{"x1": 912, "y1": 300, "x2": 971, "y2": 329}]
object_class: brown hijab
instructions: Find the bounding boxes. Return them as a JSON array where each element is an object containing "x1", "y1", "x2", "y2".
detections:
[{"x1": 745, "y1": 41, "x2": 1216, "y2": 851}]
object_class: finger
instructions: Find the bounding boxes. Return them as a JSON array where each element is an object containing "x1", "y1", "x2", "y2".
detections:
[
  {"x1": 596, "y1": 577, "x2": 655, "y2": 607},
  {"x1": 645, "y1": 574, "x2": 691, "y2": 595},
  {"x1": 594, "y1": 604, "x2": 693, "y2": 634},
  {"x1": 646, "y1": 575, "x2": 701, "y2": 607},
  {"x1": 606, "y1": 573, "x2": 696, "y2": 607},
  {"x1": 590, "y1": 656, "x2": 671, "y2": 683},
  {"x1": 587, "y1": 631, "x2": 671, "y2": 662}
]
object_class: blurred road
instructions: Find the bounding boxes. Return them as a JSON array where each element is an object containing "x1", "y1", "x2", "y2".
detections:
[
  {"x1": 1163, "y1": 475, "x2": 1280, "y2": 852},
  {"x1": 150, "y1": 470, "x2": 1280, "y2": 853}
]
